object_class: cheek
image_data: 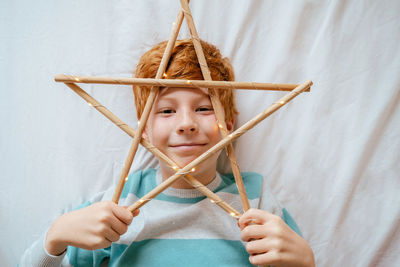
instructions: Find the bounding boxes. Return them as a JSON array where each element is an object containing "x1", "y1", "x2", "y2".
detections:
[
  {"x1": 206, "y1": 119, "x2": 222, "y2": 139},
  {"x1": 214, "y1": 124, "x2": 221, "y2": 136},
  {"x1": 148, "y1": 118, "x2": 171, "y2": 142}
]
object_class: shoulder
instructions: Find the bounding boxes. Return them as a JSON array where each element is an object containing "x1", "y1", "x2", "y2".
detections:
[
  {"x1": 219, "y1": 172, "x2": 263, "y2": 200},
  {"x1": 120, "y1": 168, "x2": 158, "y2": 199},
  {"x1": 74, "y1": 169, "x2": 157, "y2": 208},
  {"x1": 220, "y1": 171, "x2": 282, "y2": 220}
]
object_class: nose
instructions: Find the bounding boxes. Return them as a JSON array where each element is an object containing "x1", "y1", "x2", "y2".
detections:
[{"x1": 176, "y1": 110, "x2": 198, "y2": 134}]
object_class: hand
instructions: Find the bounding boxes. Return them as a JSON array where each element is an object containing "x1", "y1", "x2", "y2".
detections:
[
  {"x1": 45, "y1": 201, "x2": 140, "y2": 255},
  {"x1": 238, "y1": 208, "x2": 315, "y2": 267}
]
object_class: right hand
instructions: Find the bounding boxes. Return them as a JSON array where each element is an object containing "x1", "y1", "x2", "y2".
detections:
[{"x1": 45, "y1": 201, "x2": 139, "y2": 255}]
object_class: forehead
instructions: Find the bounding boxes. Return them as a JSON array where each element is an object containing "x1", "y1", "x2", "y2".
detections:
[{"x1": 157, "y1": 87, "x2": 210, "y2": 100}]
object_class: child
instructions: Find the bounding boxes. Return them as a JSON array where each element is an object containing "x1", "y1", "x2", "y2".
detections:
[{"x1": 21, "y1": 39, "x2": 315, "y2": 266}]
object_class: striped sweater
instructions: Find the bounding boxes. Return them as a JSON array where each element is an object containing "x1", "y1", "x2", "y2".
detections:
[{"x1": 21, "y1": 169, "x2": 301, "y2": 267}]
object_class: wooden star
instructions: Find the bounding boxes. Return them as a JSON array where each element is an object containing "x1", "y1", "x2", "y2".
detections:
[{"x1": 55, "y1": 0, "x2": 312, "y2": 219}]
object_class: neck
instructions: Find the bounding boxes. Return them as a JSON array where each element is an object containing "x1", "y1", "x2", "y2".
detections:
[{"x1": 159, "y1": 162, "x2": 217, "y2": 189}]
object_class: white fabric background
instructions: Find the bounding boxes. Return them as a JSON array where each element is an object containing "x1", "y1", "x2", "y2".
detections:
[{"x1": 1, "y1": 0, "x2": 399, "y2": 266}]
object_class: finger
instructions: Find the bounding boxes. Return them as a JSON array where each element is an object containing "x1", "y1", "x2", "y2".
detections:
[
  {"x1": 109, "y1": 215, "x2": 129, "y2": 236},
  {"x1": 245, "y1": 238, "x2": 270, "y2": 255},
  {"x1": 248, "y1": 250, "x2": 282, "y2": 266},
  {"x1": 122, "y1": 206, "x2": 140, "y2": 217},
  {"x1": 238, "y1": 208, "x2": 269, "y2": 229},
  {"x1": 104, "y1": 227, "x2": 121, "y2": 243},
  {"x1": 240, "y1": 224, "x2": 268, "y2": 242},
  {"x1": 113, "y1": 205, "x2": 134, "y2": 225},
  {"x1": 132, "y1": 208, "x2": 140, "y2": 217}
]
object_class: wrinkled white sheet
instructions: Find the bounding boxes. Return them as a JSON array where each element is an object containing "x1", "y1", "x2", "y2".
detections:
[{"x1": 1, "y1": 0, "x2": 399, "y2": 266}]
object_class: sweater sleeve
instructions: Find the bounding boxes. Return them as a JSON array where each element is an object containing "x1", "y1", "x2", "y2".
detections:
[
  {"x1": 19, "y1": 233, "x2": 68, "y2": 267},
  {"x1": 19, "y1": 188, "x2": 114, "y2": 267}
]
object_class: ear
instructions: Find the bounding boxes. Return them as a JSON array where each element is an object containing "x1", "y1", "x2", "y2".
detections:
[
  {"x1": 226, "y1": 118, "x2": 235, "y2": 132},
  {"x1": 142, "y1": 128, "x2": 149, "y2": 141}
]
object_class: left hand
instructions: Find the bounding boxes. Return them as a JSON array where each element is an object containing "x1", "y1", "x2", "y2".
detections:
[{"x1": 238, "y1": 208, "x2": 315, "y2": 267}]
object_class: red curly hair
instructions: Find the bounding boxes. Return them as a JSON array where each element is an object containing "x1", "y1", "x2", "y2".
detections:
[{"x1": 133, "y1": 39, "x2": 238, "y2": 123}]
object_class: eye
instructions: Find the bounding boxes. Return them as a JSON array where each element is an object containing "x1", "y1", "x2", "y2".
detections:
[
  {"x1": 196, "y1": 106, "x2": 214, "y2": 112},
  {"x1": 158, "y1": 108, "x2": 175, "y2": 114}
]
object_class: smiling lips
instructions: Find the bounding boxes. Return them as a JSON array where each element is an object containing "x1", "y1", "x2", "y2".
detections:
[
  {"x1": 170, "y1": 143, "x2": 206, "y2": 148},
  {"x1": 169, "y1": 143, "x2": 207, "y2": 152}
]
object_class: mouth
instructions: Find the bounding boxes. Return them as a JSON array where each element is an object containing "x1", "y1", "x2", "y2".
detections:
[
  {"x1": 170, "y1": 143, "x2": 207, "y2": 148},
  {"x1": 169, "y1": 143, "x2": 208, "y2": 153}
]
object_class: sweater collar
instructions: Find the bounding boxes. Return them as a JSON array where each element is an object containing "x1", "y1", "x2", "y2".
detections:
[{"x1": 156, "y1": 168, "x2": 222, "y2": 198}]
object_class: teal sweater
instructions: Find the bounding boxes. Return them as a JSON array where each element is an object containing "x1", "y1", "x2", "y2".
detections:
[{"x1": 21, "y1": 169, "x2": 301, "y2": 267}]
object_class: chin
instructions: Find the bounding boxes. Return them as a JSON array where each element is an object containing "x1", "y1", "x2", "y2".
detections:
[
  {"x1": 168, "y1": 154, "x2": 219, "y2": 177},
  {"x1": 175, "y1": 157, "x2": 198, "y2": 168}
]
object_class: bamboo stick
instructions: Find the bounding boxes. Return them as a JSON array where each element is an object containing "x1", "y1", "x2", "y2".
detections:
[
  {"x1": 63, "y1": 82, "x2": 240, "y2": 216},
  {"x1": 180, "y1": 0, "x2": 250, "y2": 211},
  {"x1": 128, "y1": 80, "x2": 313, "y2": 212},
  {"x1": 54, "y1": 74, "x2": 308, "y2": 92},
  {"x1": 111, "y1": 9, "x2": 185, "y2": 204}
]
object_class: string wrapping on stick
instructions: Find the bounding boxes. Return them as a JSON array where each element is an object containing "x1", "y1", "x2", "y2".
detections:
[{"x1": 55, "y1": 74, "x2": 307, "y2": 92}]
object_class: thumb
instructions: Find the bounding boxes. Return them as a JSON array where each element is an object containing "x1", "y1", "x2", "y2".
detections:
[
  {"x1": 112, "y1": 205, "x2": 136, "y2": 225},
  {"x1": 125, "y1": 206, "x2": 140, "y2": 218}
]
